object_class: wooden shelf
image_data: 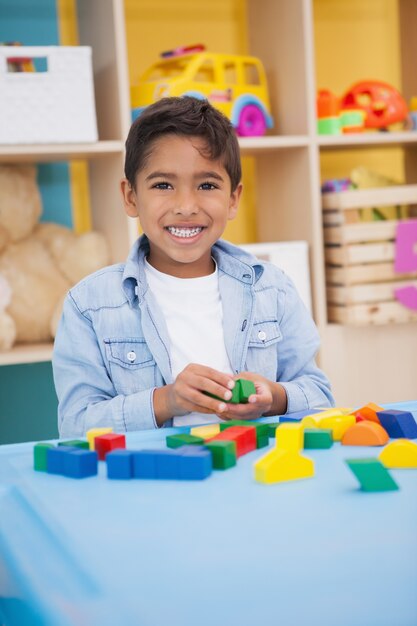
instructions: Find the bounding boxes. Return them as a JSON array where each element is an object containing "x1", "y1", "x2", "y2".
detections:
[
  {"x1": 0, "y1": 343, "x2": 53, "y2": 366},
  {"x1": 0, "y1": 140, "x2": 125, "y2": 163},
  {"x1": 317, "y1": 131, "x2": 417, "y2": 150},
  {"x1": 239, "y1": 135, "x2": 309, "y2": 154}
]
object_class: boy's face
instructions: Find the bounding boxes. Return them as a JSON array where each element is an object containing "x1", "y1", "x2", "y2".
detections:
[{"x1": 121, "y1": 134, "x2": 242, "y2": 278}]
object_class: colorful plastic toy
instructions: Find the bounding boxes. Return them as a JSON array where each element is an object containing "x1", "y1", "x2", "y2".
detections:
[
  {"x1": 340, "y1": 80, "x2": 408, "y2": 129},
  {"x1": 131, "y1": 44, "x2": 273, "y2": 137}
]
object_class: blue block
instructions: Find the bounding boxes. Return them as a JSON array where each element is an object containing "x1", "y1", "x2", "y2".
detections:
[
  {"x1": 63, "y1": 450, "x2": 98, "y2": 479},
  {"x1": 155, "y1": 449, "x2": 181, "y2": 479},
  {"x1": 377, "y1": 410, "x2": 417, "y2": 439},
  {"x1": 279, "y1": 409, "x2": 314, "y2": 422},
  {"x1": 107, "y1": 450, "x2": 134, "y2": 480},
  {"x1": 178, "y1": 446, "x2": 212, "y2": 480},
  {"x1": 132, "y1": 450, "x2": 158, "y2": 479},
  {"x1": 46, "y1": 446, "x2": 78, "y2": 475}
]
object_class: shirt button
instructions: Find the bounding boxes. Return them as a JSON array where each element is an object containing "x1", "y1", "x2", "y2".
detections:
[
  {"x1": 127, "y1": 351, "x2": 136, "y2": 362},
  {"x1": 258, "y1": 331, "x2": 267, "y2": 342}
]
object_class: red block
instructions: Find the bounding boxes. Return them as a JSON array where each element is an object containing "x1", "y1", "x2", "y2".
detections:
[
  {"x1": 210, "y1": 426, "x2": 256, "y2": 457},
  {"x1": 95, "y1": 433, "x2": 126, "y2": 461}
]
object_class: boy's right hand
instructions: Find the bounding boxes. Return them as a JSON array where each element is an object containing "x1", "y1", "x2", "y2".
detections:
[{"x1": 153, "y1": 364, "x2": 235, "y2": 426}]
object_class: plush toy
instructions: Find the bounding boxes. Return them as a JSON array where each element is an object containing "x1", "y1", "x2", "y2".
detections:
[{"x1": 0, "y1": 164, "x2": 110, "y2": 349}]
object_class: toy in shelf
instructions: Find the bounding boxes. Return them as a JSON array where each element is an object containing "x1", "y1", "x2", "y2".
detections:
[
  {"x1": 131, "y1": 44, "x2": 273, "y2": 137},
  {"x1": 317, "y1": 89, "x2": 365, "y2": 135},
  {"x1": 0, "y1": 165, "x2": 110, "y2": 351},
  {"x1": 317, "y1": 80, "x2": 408, "y2": 134},
  {"x1": 321, "y1": 170, "x2": 417, "y2": 325}
]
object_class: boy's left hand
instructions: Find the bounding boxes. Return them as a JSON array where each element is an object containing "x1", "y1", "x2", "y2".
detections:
[{"x1": 216, "y1": 372, "x2": 274, "y2": 421}]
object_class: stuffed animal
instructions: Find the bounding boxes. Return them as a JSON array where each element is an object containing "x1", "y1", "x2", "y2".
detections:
[{"x1": 0, "y1": 164, "x2": 110, "y2": 349}]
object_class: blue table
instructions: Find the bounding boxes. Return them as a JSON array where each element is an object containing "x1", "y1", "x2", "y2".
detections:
[{"x1": 1, "y1": 401, "x2": 417, "y2": 626}]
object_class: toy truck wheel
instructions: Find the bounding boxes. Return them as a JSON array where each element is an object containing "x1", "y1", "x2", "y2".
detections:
[{"x1": 236, "y1": 104, "x2": 267, "y2": 137}]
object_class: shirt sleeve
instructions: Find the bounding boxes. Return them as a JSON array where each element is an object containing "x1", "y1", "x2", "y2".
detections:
[
  {"x1": 276, "y1": 274, "x2": 335, "y2": 413},
  {"x1": 52, "y1": 292, "x2": 159, "y2": 438}
]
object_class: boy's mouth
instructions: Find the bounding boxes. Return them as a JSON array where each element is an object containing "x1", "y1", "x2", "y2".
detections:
[{"x1": 165, "y1": 226, "x2": 204, "y2": 238}]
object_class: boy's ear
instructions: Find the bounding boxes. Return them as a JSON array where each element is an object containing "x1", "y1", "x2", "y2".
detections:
[
  {"x1": 228, "y1": 182, "x2": 243, "y2": 221},
  {"x1": 120, "y1": 178, "x2": 139, "y2": 217}
]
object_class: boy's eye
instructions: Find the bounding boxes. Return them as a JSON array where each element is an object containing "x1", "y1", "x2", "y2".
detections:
[
  {"x1": 153, "y1": 182, "x2": 172, "y2": 190},
  {"x1": 199, "y1": 182, "x2": 218, "y2": 190}
]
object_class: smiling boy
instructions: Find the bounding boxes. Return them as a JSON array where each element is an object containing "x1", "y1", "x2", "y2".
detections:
[{"x1": 53, "y1": 97, "x2": 333, "y2": 437}]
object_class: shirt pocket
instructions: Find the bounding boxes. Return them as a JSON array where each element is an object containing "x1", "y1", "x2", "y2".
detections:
[
  {"x1": 246, "y1": 320, "x2": 282, "y2": 380},
  {"x1": 104, "y1": 338, "x2": 157, "y2": 395},
  {"x1": 248, "y1": 320, "x2": 282, "y2": 347}
]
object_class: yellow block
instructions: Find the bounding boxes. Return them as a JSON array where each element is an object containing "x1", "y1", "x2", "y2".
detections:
[
  {"x1": 86, "y1": 427, "x2": 113, "y2": 450},
  {"x1": 276, "y1": 423, "x2": 304, "y2": 452},
  {"x1": 308, "y1": 408, "x2": 344, "y2": 419},
  {"x1": 314, "y1": 407, "x2": 353, "y2": 415},
  {"x1": 379, "y1": 439, "x2": 417, "y2": 468},
  {"x1": 301, "y1": 416, "x2": 320, "y2": 428},
  {"x1": 318, "y1": 415, "x2": 356, "y2": 441},
  {"x1": 254, "y1": 448, "x2": 314, "y2": 484},
  {"x1": 190, "y1": 424, "x2": 221, "y2": 439}
]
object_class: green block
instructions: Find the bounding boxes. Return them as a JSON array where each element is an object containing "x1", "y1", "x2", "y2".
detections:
[
  {"x1": 317, "y1": 117, "x2": 341, "y2": 135},
  {"x1": 237, "y1": 379, "x2": 256, "y2": 403},
  {"x1": 203, "y1": 378, "x2": 256, "y2": 405},
  {"x1": 204, "y1": 440, "x2": 237, "y2": 470},
  {"x1": 267, "y1": 422, "x2": 281, "y2": 438},
  {"x1": 34, "y1": 443, "x2": 55, "y2": 472},
  {"x1": 345, "y1": 458, "x2": 399, "y2": 492},
  {"x1": 166, "y1": 434, "x2": 205, "y2": 449},
  {"x1": 58, "y1": 440, "x2": 89, "y2": 450},
  {"x1": 304, "y1": 429, "x2": 333, "y2": 449}
]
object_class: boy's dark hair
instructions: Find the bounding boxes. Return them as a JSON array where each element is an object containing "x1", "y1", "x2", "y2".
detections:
[{"x1": 124, "y1": 96, "x2": 242, "y2": 191}]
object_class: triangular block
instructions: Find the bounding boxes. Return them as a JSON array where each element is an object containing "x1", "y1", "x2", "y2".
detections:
[
  {"x1": 345, "y1": 458, "x2": 399, "y2": 492},
  {"x1": 379, "y1": 439, "x2": 417, "y2": 468},
  {"x1": 342, "y1": 421, "x2": 389, "y2": 446},
  {"x1": 354, "y1": 403, "x2": 383, "y2": 424},
  {"x1": 376, "y1": 409, "x2": 417, "y2": 439}
]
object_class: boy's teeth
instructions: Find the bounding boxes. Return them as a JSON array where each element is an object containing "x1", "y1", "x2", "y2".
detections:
[{"x1": 167, "y1": 226, "x2": 203, "y2": 238}]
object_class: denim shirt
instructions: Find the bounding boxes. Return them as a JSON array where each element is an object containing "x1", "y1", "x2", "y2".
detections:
[{"x1": 53, "y1": 235, "x2": 334, "y2": 438}]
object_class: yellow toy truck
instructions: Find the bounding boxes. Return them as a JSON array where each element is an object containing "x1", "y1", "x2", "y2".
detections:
[{"x1": 131, "y1": 45, "x2": 273, "y2": 137}]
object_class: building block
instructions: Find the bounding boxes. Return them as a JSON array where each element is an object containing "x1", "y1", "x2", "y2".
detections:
[
  {"x1": 94, "y1": 433, "x2": 126, "y2": 460},
  {"x1": 204, "y1": 378, "x2": 256, "y2": 404},
  {"x1": 204, "y1": 440, "x2": 237, "y2": 470},
  {"x1": 376, "y1": 410, "x2": 417, "y2": 439},
  {"x1": 58, "y1": 440, "x2": 89, "y2": 450},
  {"x1": 219, "y1": 420, "x2": 269, "y2": 448},
  {"x1": 46, "y1": 446, "x2": 78, "y2": 475},
  {"x1": 106, "y1": 450, "x2": 134, "y2": 479},
  {"x1": 354, "y1": 402, "x2": 384, "y2": 424},
  {"x1": 379, "y1": 439, "x2": 417, "y2": 468},
  {"x1": 63, "y1": 449, "x2": 98, "y2": 479},
  {"x1": 254, "y1": 448, "x2": 314, "y2": 484},
  {"x1": 342, "y1": 421, "x2": 389, "y2": 446},
  {"x1": 166, "y1": 433, "x2": 205, "y2": 449},
  {"x1": 267, "y1": 422, "x2": 281, "y2": 438},
  {"x1": 210, "y1": 425, "x2": 256, "y2": 456},
  {"x1": 301, "y1": 417, "x2": 319, "y2": 428},
  {"x1": 304, "y1": 429, "x2": 333, "y2": 449},
  {"x1": 190, "y1": 424, "x2": 221, "y2": 439},
  {"x1": 275, "y1": 423, "x2": 304, "y2": 453},
  {"x1": 345, "y1": 458, "x2": 399, "y2": 492},
  {"x1": 34, "y1": 443, "x2": 55, "y2": 472},
  {"x1": 177, "y1": 446, "x2": 213, "y2": 480},
  {"x1": 306, "y1": 409, "x2": 344, "y2": 420},
  {"x1": 318, "y1": 415, "x2": 356, "y2": 441},
  {"x1": 86, "y1": 427, "x2": 113, "y2": 450},
  {"x1": 132, "y1": 450, "x2": 158, "y2": 479},
  {"x1": 238, "y1": 379, "x2": 256, "y2": 402}
]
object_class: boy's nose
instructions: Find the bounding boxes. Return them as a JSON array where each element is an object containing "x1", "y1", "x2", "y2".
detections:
[{"x1": 173, "y1": 191, "x2": 199, "y2": 215}]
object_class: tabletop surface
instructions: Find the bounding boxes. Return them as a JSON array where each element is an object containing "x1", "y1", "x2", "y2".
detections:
[{"x1": 1, "y1": 400, "x2": 417, "y2": 626}]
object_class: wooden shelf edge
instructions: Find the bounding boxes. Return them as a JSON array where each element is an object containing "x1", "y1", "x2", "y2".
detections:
[
  {"x1": 317, "y1": 131, "x2": 417, "y2": 149},
  {"x1": 239, "y1": 135, "x2": 309, "y2": 153},
  {"x1": 0, "y1": 343, "x2": 53, "y2": 366},
  {"x1": 0, "y1": 140, "x2": 125, "y2": 163}
]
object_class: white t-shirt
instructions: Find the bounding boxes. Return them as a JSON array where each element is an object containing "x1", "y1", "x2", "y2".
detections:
[{"x1": 144, "y1": 259, "x2": 233, "y2": 426}]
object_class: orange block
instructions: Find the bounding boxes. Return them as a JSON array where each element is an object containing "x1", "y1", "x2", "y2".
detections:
[
  {"x1": 342, "y1": 421, "x2": 389, "y2": 447},
  {"x1": 354, "y1": 402, "x2": 384, "y2": 424}
]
